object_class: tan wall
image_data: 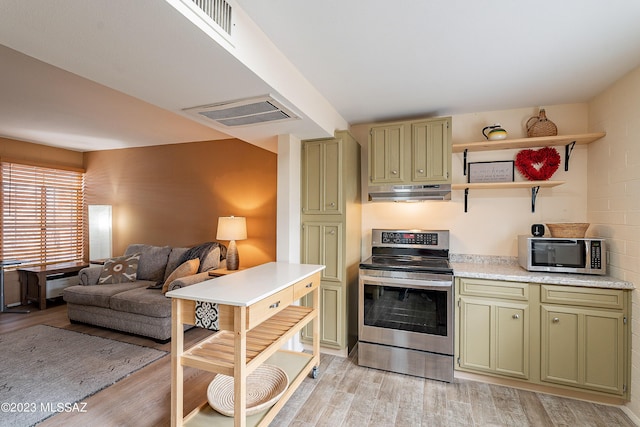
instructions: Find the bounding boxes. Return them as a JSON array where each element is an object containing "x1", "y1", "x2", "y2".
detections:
[
  {"x1": 0, "y1": 136, "x2": 84, "y2": 168},
  {"x1": 587, "y1": 66, "x2": 640, "y2": 419},
  {"x1": 0, "y1": 137, "x2": 84, "y2": 304},
  {"x1": 83, "y1": 138, "x2": 277, "y2": 268}
]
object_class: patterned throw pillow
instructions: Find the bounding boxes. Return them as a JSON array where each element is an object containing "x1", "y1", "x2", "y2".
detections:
[
  {"x1": 161, "y1": 258, "x2": 200, "y2": 293},
  {"x1": 98, "y1": 253, "x2": 141, "y2": 284}
]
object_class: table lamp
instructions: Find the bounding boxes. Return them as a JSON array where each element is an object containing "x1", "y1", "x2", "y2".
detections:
[{"x1": 216, "y1": 216, "x2": 247, "y2": 270}]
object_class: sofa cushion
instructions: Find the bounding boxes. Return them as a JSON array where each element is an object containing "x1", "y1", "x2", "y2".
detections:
[
  {"x1": 98, "y1": 253, "x2": 141, "y2": 284},
  {"x1": 164, "y1": 247, "x2": 189, "y2": 281},
  {"x1": 125, "y1": 244, "x2": 172, "y2": 283},
  {"x1": 110, "y1": 287, "x2": 173, "y2": 318},
  {"x1": 63, "y1": 281, "x2": 152, "y2": 308},
  {"x1": 162, "y1": 258, "x2": 200, "y2": 293}
]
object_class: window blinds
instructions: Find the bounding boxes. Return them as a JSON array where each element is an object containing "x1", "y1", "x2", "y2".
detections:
[{"x1": 1, "y1": 162, "x2": 85, "y2": 266}]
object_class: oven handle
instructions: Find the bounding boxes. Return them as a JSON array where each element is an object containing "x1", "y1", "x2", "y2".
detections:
[{"x1": 360, "y1": 275, "x2": 452, "y2": 289}]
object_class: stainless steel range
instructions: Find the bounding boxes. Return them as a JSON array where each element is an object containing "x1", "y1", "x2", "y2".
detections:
[{"x1": 358, "y1": 229, "x2": 454, "y2": 382}]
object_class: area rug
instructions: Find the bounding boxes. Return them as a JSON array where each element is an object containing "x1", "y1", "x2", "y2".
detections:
[{"x1": 0, "y1": 325, "x2": 167, "y2": 426}]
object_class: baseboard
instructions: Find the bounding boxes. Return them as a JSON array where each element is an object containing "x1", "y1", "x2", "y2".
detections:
[{"x1": 621, "y1": 406, "x2": 640, "y2": 426}]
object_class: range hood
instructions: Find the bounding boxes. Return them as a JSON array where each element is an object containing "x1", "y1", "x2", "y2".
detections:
[{"x1": 368, "y1": 184, "x2": 452, "y2": 202}]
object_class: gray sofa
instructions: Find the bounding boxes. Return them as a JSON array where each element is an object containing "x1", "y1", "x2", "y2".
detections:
[{"x1": 63, "y1": 243, "x2": 226, "y2": 341}]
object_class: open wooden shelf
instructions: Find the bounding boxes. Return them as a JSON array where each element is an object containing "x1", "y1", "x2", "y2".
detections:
[
  {"x1": 452, "y1": 132, "x2": 606, "y2": 153},
  {"x1": 452, "y1": 181, "x2": 565, "y2": 213},
  {"x1": 451, "y1": 132, "x2": 605, "y2": 212},
  {"x1": 452, "y1": 180, "x2": 564, "y2": 190},
  {"x1": 181, "y1": 305, "x2": 314, "y2": 377}
]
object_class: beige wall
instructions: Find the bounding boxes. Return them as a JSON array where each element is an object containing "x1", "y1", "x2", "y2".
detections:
[
  {"x1": 84, "y1": 138, "x2": 277, "y2": 267},
  {"x1": 588, "y1": 66, "x2": 640, "y2": 419},
  {"x1": 0, "y1": 137, "x2": 84, "y2": 304},
  {"x1": 351, "y1": 103, "x2": 590, "y2": 258}
]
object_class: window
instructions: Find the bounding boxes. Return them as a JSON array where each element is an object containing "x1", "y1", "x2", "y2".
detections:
[{"x1": 1, "y1": 161, "x2": 85, "y2": 266}]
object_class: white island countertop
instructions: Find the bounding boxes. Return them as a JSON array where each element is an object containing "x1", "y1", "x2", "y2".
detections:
[
  {"x1": 452, "y1": 260, "x2": 635, "y2": 290},
  {"x1": 165, "y1": 262, "x2": 325, "y2": 306}
]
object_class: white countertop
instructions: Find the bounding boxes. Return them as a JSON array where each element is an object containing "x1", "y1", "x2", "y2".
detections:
[
  {"x1": 165, "y1": 262, "x2": 325, "y2": 306},
  {"x1": 452, "y1": 261, "x2": 635, "y2": 290}
]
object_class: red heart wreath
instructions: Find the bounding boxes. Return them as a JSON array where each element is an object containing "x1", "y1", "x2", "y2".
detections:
[{"x1": 515, "y1": 147, "x2": 561, "y2": 181}]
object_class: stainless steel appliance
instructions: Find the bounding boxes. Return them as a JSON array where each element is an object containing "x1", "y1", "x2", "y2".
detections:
[
  {"x1": 358, "y1": 229, "x2": 454, "y2": 382},
  {"x1": 367, "y1": 184, "x2": 451, "y2": 202},
  {"x1": 518, "y1": 235, "x2": 606, "y2": 275}
]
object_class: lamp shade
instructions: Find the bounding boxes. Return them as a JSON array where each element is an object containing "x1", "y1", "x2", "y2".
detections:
[{"x1": 216, "y1": 216, "x2": 247, "y2": 241}]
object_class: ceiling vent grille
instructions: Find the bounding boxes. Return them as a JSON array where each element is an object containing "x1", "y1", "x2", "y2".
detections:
[
  {"x1": 190, "y1": 0, "x2": 232, "y2": 35},
  {"x1": 184, "y1": 96, "x2": 300, "y2": 127}
]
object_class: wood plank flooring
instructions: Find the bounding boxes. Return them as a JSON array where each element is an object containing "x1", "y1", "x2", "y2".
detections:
[{"x1": 1, "y1": 302, "x2": 636, "y2": 426}]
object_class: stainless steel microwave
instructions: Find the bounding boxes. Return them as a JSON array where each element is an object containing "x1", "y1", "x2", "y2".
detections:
[{"x1": 518, "y1": 236, "x2": 606, "y2": 275}]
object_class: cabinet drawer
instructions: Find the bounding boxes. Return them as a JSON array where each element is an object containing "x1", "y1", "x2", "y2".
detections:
[
  {"x1": 458, "y1": 277, "x2": 529, "y2": 301},
  {"x1": 293, "y1": 272, "x2": 320, "y2": 300},
  {"x1": 247, "y1": 287, "x2": 294, "y2": 329},
  {"x1": 541, "y1": 285, "x2": 625, "y2": 310}
]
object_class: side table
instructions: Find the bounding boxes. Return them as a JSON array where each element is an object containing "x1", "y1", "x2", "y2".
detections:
[
  {"x1": 208, "y1": 267, "x2": 246, "y2": 277},
  {"x1": 18, "y1": 261, "x2": 89, "y2": 310},
  {"x1": 1, "y1": 260, "x2": 27, "y2": 314}
]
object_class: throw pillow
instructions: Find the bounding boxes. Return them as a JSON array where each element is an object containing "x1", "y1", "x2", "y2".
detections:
[
  {"x1": 98, "y1": 253, "x2": 141, "y2": 285},
  {"x1": 162, "y1": 258, "x2": 200, "y2": 294}
]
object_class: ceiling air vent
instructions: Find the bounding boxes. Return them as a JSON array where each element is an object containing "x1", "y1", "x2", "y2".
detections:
[
  {"x1": 190, "y1": 0, "x2": 232, "y2": 35},
  {"x1": 185, "y1": 96, "x2": 300, "y2": 127}
]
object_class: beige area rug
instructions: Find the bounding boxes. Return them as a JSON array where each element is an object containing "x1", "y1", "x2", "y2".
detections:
[{"x1": 0, "y1": 325, "x2": 167, "y2": 426}]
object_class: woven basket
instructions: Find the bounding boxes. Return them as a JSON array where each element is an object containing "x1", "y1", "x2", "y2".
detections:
[
  {"x1": 207, "y1": 364, "x2": 289, "y2": 417},
  {"x1": 546, "y1": 223, "x2": 590, "y2": 238},
  {"x1": 527, "y1": 109, "x2": 558, "y2": 137}
]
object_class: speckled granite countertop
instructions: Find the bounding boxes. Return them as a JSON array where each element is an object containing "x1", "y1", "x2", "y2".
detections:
[{"x1": 450, "y1": 255, "x2": 635, "y2": 290}]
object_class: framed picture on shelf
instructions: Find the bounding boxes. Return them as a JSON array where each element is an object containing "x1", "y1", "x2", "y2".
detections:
[{"x1": 468, "y1": 161, "x2": 514, "y2": 183}]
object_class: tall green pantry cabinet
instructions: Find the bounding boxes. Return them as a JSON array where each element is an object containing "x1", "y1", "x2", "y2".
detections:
[{"x1": 300, "y1": 130, "x2": 361, "y2": 352}]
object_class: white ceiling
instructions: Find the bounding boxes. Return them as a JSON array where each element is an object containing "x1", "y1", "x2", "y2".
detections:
[{"x1": 1, "y1": 0, "x2": 640, "y2": 153}]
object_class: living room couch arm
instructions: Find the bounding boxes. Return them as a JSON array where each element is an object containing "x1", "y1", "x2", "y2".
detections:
[
  {"x1": 79, "y1": 266, "x2": 103, "y2": 286},
  {"x1": 166, "y1": 272, "x2": 211, "y2": 292}
]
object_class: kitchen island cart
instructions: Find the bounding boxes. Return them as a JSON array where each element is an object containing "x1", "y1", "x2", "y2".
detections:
[{"x1": 167, "y1": 262, "x2": 324, "y2": 427}]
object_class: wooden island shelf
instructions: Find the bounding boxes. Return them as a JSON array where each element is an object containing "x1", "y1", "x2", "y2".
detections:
[{"x1": 167, "y1": 262, "x2": 324, "y2": 427}]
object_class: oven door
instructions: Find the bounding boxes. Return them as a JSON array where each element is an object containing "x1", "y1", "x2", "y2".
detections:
[{"x1": 359, "y1": 272, "x2": 453, "y2": 355}]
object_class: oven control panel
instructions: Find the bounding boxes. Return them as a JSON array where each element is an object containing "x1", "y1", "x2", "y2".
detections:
[{"x1": 381, "y1": 231, "x2": 439, "y2": 245}]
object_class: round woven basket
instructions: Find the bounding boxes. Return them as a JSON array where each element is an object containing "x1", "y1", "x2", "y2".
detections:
[
  {"x1": 546, "y1": 223, "x2": 590, "y2": 238},
  {"x1": 527, "y1": 109, "x2": 558, "y2": 137},
  {"x1": 207, "y1": 364, "x2": 289, "y2": 417}
]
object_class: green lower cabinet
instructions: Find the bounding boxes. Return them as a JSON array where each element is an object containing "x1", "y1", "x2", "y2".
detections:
[
  {"x1": 459, "y1": 296, "x2": 529, "y2": 379},
  {"x1": 301, "y1": 283, "x2": 345, "y2": 348},
  {"x1": 541, "y1": 304, "x2": 626, "y2": 395},
  {"x1": 456, "y1": 278, "x2": 630, "y2": 400}
]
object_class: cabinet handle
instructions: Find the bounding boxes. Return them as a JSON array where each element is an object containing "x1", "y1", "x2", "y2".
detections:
[
  {"x1": 553, "y1": 317, "x2": 560, "y2": 323},
  {"x1": 329, "y1": 230, "x2": 336, "y2": 235},
  {"x1": 329, "y1": 202, "x2": 336, "y2": 207},
  {"x1": 269, "y1": 301, "x2": 280, "y2": 309},
  {"x1": 418, "y1": 169, "x2": 424, "y2": 174},
  {"x1": 305, "y1": 282, "x2": 313, "y2": 288},
  {"x1": 512, "y1": 314, "x2": 520, "y2": 319},
  {"x1": 391, "y1": 170, "x2": 398, "y2": 175}
]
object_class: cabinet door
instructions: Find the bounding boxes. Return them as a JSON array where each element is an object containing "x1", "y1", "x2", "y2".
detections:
[
  {"x1": 541, "y1": 305, "x2": 625, "y2": 395},
  {"x1": 459, "y1": 297, "x2": 529, "y2": 379},
  {"x1": 369, "y1": 124, "x2": 404, "y2": 184},
  {"x1": 301, "y1": 283, "x2": 345, "y2": 348},
  {"x1": 301, "y1": 221, "x2": 342, "y2": 283},
  {"x1": 495, "y1": 304, "x2": 528, "y2": 378},
  {"x1": 411, "y1": 119, "x2": 451, "y2": 183},
  {"x1": 302, "y1": 139, "x2": 342, "y2": 215}
]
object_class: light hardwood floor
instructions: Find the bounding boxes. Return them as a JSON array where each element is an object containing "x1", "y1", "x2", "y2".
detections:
[{"x1": 1, "y1": 302, "x2": 636, "y2": 427}]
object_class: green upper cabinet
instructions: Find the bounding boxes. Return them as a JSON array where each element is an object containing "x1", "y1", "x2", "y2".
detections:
[
  {"x1": 411, "y1": 118, "x2": 451, "y2": 183},
  {"x1": 369, "y1": 124, "x2": 405, "y2": 184},
  {"x1": 302, "y1": 138, "x2": 343, "y2": 215},
  {"x1": 368, "y1": 116, "x2": 451, "y2": 186}
]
